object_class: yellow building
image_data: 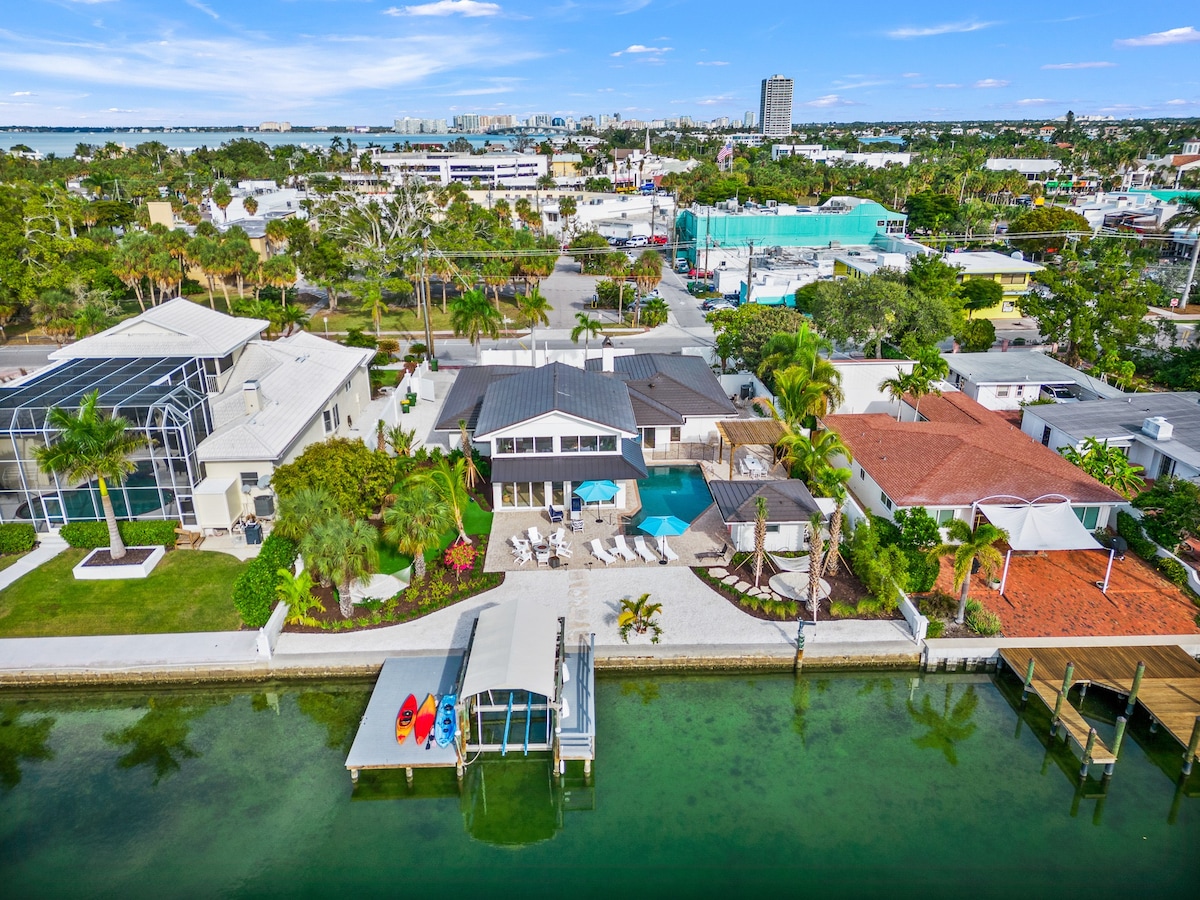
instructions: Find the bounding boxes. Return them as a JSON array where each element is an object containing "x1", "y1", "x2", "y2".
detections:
[{"x1": 945, "y1": 251, "x2": 1043, "y2": 319}]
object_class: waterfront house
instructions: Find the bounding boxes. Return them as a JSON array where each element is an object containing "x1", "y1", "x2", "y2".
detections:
[{"x1": 708, "y1": 479, "x2": 825, "y2": 552}]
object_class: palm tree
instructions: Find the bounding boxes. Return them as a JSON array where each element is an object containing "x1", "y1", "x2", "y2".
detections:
[
  {"x1": 617, "y1": 593, "x2": 663, "y2": 643},
  {"x1": 640, "y1": 297, "x2": 669, "y2": 328},
  {"x1": 879, "y1": 368, "x2": 917, "y2": 421},
  {"x1": 34, "y1": 390, "x2": 146, "y2": 560},
  {"x1": 481, "y1": 258, "x2": 512, "y2": 309},
  {"x1": 449, "y1": 288, "x2": 502, "y2": 363},
  {"x1": 779, "y1": 429, "x2": 852, "y2": 488},
  {"x1": 303, "y1": 516, "x2": 379, "y2": 617},
  {"x1": 386, "y1": 425, "x2": 416, "y2": 457},
  {"x1": 211, "y1": 180, "x2": 232, "y2": 222},
  {"x1": 757, "y1": 323, "x2": 843, "y2": 412},
  {"x1": 1060, "y1": 437, "x2": 1145, "y2": 498},
  {"x1": 929, "y1": 518, "x2": 1009, "y2": 625},
  {"x1": 276, "y1": 568, "x2": 324, "y2": 627},
  {"x1": 1164, "y1": 196, "x2": 1200, "y2": 310},
  {"x1": 458, "y1": 419, "x2": 481, "y2": 490},
  {"x1": 816, "y1": 467, "x2": 851, "y2": 577},
  {"x1": 516, "y1": 286, "x2": 552, "y2": 367},
  {"x1": 275, "y1": 487, "x2": 338, "y2": 541},
  {"x1": 907, "y1": 345, "x2": 949, "y2": 418},
  {"x1": 428, "y1": 456, "x2": 471, "y2": 543},
  {"x1": 383, "y1": 481, "x2": 453, "y2": 580},
  {"x1": 806, "y1": 512, "x2": 825, "y2": 625},
  {"x1": 570, "y1": 311, "x2": 603, "y2": 356},
  {"x1": 752, "y1": 495, "x2": 768, "y2": 588}
]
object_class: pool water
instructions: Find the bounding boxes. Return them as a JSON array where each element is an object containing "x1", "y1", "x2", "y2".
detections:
[
  {"x1": 0, "y1": 671, "x2": 1195, "y2": 898},
  {"x1": 633, "y1": 465, "x2": 714, "y2": 526},
  {"x1": 17, "y1": 470, "x2": 174, "y2": 521}
]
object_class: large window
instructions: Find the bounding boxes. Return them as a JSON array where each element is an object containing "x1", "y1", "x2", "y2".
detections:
[
  {"x1": 562, "y1": 435, "x2": 617, "y2": 453},
  {"x1": 1073, "y1": 506, "x2": 1100, "y2": 530}
]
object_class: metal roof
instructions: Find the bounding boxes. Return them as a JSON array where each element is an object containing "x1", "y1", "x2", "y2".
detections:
[
  {"x1": 943, "y1": 352, "x2": 1127, "y2": 399},
  {"x1": 460, "y1": 599, "x2": 562, "y2": 702},
  {"x1": 50, "y1": 297, "x2": 267, "y2": 361},
  {"x1": 709, "y1": 479, "x2": 822, "y2": 524},
  {"x1": 586, "y1": 354, "x2": 736, "y2": 417},
  {"x1": 491, "y1": 439, "x2": 647, "y2": 483},
  {"x1": 474, "y1": 363, "x2": 637, "y2": 438}
]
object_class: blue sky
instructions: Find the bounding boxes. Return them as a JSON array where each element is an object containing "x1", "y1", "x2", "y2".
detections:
[{"x1": 1, "y1": 0, "x2": 1198, "y2": 126}]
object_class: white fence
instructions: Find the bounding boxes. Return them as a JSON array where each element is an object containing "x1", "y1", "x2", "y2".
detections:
[{"x1": 256, "y1": 601, "x2": 288, "y2": 659}]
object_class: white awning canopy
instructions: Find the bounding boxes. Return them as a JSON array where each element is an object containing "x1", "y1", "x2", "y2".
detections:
[
  {"x1": 977, "y1": 502, "x2": 1103, "y2": 552},
  {"x1": 460, "y1": 599, "x2": 561, "y2": 702}
]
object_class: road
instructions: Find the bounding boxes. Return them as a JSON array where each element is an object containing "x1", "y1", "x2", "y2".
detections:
[{"x1": 0, "y1": 344, "x2": 56, "y2": 372}]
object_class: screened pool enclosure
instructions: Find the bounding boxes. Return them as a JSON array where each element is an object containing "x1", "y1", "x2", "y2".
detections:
[{"x1": 0, "y1": 357, "x2": 211, "y2": 529}]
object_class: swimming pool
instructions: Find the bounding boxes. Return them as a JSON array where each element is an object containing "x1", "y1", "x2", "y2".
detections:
[
  {"x1": 16, "y1": 470, "x2": 174, "y2": 521},
  {"x1": 632, "y1": 465, "x2": 713, "y2": 526}
]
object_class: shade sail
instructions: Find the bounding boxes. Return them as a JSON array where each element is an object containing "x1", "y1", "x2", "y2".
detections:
[
  {"x1": 460, "y1": 598, "x2": 561, "y2": 702},
  {"x1": 977, "y1": 502, "x2": 1103, "y2": 552}
]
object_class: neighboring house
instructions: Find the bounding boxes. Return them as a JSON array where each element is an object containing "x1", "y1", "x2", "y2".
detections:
[
  {"x1": 0, "y1": 299, "x2": 372, "y2": 530},
  {"x1": 825, "y1": 390, "x2": 1122, "y2": 531},
  {"x1": 1021, "y1": 392, "x2": 1200, "y2": 483},
  {"x1": 943, "y1": 351, "x2": 1126, "y2": 411},
  {"x1": 709, "y1": 479, "x2": 824, "y2": 552},
  {"x1": 829, "y1": 359, "x2": 916, "y2": 415},
  {"x1": 944, "y1": 251, "x2": 1044, "y2": 319},
  {"x1": 435, "y1": 354, "x2": 734, "y2": 511}
]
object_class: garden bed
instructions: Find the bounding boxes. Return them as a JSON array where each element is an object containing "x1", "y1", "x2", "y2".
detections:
[{"x1": 73, "y1": 545, "x2": 165, "y2": 580}]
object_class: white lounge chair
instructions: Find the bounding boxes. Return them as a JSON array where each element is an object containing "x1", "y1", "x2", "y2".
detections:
[
  {"x1": 536, "y1": 548, "x2": 551, "y2": 567},
  {"x1": 612, "y1": 534, "x2": 638, "y2": 562},
  {"x1": 553, "y1": 540, "x2": 573, "y2": 559},
  {"x1": 513, "y1": 547, "x2": 533, "y2": 566},
  {"x1": 528, "y1": 526, "x2": 543, "y2": 544},
  {"x1": 511, "y1": 535, "x2": 530, "y2": 551},
  {"x1": 659, "y1": 538, "x2": 679, "y2": 562},
  {"x1": 589, "y1": 539, "x2": 617, "y2": 566},
  {"x1": 632, "y1": 535, "x2": 657, "y2": 563},
  {"x1": 548, "y1": 527, "x2": 566, "y2": 547}
]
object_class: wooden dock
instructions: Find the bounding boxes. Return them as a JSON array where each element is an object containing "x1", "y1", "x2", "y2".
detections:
[{"x1": 998, "y1": 645, "x2": 1200, "y2": 774}]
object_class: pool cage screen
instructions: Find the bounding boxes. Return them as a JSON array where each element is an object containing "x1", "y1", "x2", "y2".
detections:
[{"x1": 0, "y1": 357, "x2": 212, "y2": 529}]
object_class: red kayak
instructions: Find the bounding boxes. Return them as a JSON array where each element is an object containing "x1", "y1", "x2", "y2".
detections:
[
  {"x1": 396, "y1": 693, "x2": 418, "y2": 744},
  {"x1": 414, "y1": 693, "x2": 438, "y2": 745}
]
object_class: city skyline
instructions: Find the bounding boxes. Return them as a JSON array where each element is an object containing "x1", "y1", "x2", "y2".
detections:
[{"x1": 0, "y1": 0, "x2": 1198, "y2": 127}]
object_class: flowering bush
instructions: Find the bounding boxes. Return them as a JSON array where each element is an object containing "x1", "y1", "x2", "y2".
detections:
[{"x1": 444, "y1": 541, "x2": 477, "y2": 579}]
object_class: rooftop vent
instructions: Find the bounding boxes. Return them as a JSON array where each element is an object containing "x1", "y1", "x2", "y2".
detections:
[
  {"x1": 1142, "y1": 416, "x2": 1173, "y2": 441},
  {"x1": 243, "y1": 380, "x2": 263, "y2": 416}
]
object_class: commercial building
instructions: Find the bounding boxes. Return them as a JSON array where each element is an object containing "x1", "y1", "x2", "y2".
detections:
[
  {"x1": 370, "y1": 151, "x2": 547, "y2": 187},
  {"x1": 771, "y1": 144, "x2": 911, "y2": 168},
  {"x1": 759, "y1": 75, "x2": 793, "y2": 138}
]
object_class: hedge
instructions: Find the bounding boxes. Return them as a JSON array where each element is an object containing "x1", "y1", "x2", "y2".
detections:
[
  {"x1": 0, "y1": 522, "x2": 37, "y2": 555},
  {"x1": 232, "y1": 533, "x2": 299, "y2": 628},
  {"x1": 1116, "y1": 511, "x2": 1157, "y2": 560},
  {"x1": 60, "y1": 520, "x2": 181, "y2": 550}
]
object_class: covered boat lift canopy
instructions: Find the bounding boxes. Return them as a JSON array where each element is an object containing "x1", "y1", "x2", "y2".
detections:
[
  {"x1": 460, "y1": 598, "x2": 566, "y2": 759},
  {"x1": 975, "y1": 495, "x2": 1114, "y2": 595}
]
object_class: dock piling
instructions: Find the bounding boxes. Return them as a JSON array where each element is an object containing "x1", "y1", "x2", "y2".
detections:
[
  {"x1": 1061, "y1": 661, "x2": 1075, "y2": 698},
  {"x1": 405, "y1": 767, "x2": 414, "y2": 787},
  {"x1": 1183, "y1": 716, "x2": 1200, "y2": 776},
  {"x1": 1104, "y1": 716, "x2": 1128, "y2": 777},
  {"x1": 1125, "y1": 661, "x2": 1145, "y2": 716},
  {"x1": 1051, "y1": 689, "x2": 1066, "y2": 736},
  {"x1": 1021, "y1": 656, "x2": 1035, "y2": 701},
  {"x1": 1080, "y1": 728, "x2": 1097, "y2": 780}
]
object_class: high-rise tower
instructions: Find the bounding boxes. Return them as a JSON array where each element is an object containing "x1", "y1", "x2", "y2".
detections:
[{"x1": 759, "y1": 75, "x2": 793, "y2": 138}]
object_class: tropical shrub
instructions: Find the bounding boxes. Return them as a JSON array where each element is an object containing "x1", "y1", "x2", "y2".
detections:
[
  {"x1": 618, "y1": 593, "x2": 663, "y2": 643},
  {"x1": 1155, "y1": 557, "x2": 1191, "y2": 591},
  {"x1": 1132, "y1": 477, "x2": 1200, "y2": 549},
  {"x1": 271, "y1": 437, "x2": 395, "y2": 519},
  {"x1": 964, "y1": 599, "x2": 1002, "y2": 637},
  {"x1": 1116, "y1": 510, "x2": 1157, "y2": 559},
  {"x1": 0, "y1": 522, "x2": 37, "y2": 554},
  {"x1": 876, "y1": 508, "x2": 942, "y2": 593},
  {"x1": 925, "y1": 618, "x2": 946, "y2": 639},
  {"x1": 845, "y1": 519, "x2": 908, "y2": 614},
  {"x1": 60, "y1": 520, "x2": 179, "y2": 549},
  {"x1": 443, "y1": 541, "x2": 478, "y2": 579},
  {"x1": 232, "y1": 533, "x2": 299, "y2": 627}
]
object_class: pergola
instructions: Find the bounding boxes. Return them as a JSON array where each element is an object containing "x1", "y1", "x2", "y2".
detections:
[
  {"x1": 974, "y1": 495, "x2": 1116, "y2": 595},
  {"x1": 716, "y1": 419, "x2": 787, "y2": 479}
]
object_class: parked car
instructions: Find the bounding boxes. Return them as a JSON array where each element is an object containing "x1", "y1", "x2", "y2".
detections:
[
  {"x1": 702, "y1": 298, "x2": 737, "y2": 312},
  {"x1": 1040, "y1": 385, "x2": 1079, "y2": 403},
  {"x1": 606, "y1": 236, "x2": 626, "y2": 247},
  {"x1": 674, "y1": 258, "x2": 690, "y2": 273},
  {"x1": 649, "y1": 235, "x2": 668, "y2": 246},
  {"x1": 626, "y1": 235, "x2": 649, "y2": 248}
]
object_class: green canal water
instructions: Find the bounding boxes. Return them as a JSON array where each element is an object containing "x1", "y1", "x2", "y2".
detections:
[{"x1": 1, "y1": 671, "x2": 1196, "y2": 899}]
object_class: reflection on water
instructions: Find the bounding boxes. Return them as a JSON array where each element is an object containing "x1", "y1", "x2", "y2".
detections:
[
  {"x1": 0, "y1": 702, "x2": 55, "y2": 790},
  {"x1": 0, "y1": 673, "x2": 1196, "y2": 898}
]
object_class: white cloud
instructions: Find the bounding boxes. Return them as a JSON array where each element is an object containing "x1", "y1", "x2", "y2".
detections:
[
  {"x1": 1041, "y1": 61, "x2": 1115, "y2": 69},
  {"x1": 974, "y1": 78, "x2": 1009, "y2": 88},
  {"x1": 696, "y1": 60, "x2": 728, "y2": 66},
  {"x1": 935, "y1": 83, "x2": 962, "y2": 89},
  {"x1": 695, "y1": 94, "x2": 734, "y2": 106},
  {"x1": 833, "y1": 79, "x2": 888, "y2": 90},
  {"x1": 887, "y1": 20, "x2": 997, "y2": 39},
  {"x1": 184, "y1": 0, "x2": 219, "y2": 20},
  {"x1": 902, "y1": 72, "x2": 921, "y2": 78},
  {"x1": 1115, "y1": 26, "x2": 1200, "y2": 47},
  {"x1": 384, "y1": 0, "x2": 501, "y2": 17},
  {"x1": 11, "y1": 90, "x2": 33, "y2": 96},
  {"x1": 1016, "y1": 98, "x2": 1055, "y2": 105},
  {"x1": 1165, "y1": 98, "x2": 1197, "y2": 106},
  {"x1": 801, "y1": 94, "x2": 857, "y2": 107},
  {"x1": 611, "y1": 44, "x2": 671, "y2": 56},
  {"x1": 615, "y1": 0, "x2": 652, "y2": 13}
]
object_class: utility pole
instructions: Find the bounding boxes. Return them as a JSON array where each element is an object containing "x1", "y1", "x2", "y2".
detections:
[
  {"x1": 746, "y1": 240, "x2": 755, "y2": 302},
  {"x1": 703, "y1": 208, "x2": 711, "y2": 273}
]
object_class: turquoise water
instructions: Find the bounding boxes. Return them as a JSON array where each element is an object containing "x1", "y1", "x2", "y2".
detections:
[
  {"x1": 634, "y1": 465, "x2": 714, "y2": 526},
  {"x1": 17, "y1": 471, "x2": 173, "y2": 521},
  {"x1": 0, "y1": 672, "x2": 1196, "y2": 898}
]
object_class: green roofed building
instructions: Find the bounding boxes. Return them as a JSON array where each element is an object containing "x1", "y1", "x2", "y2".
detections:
[{"x1": 675, "y1": 197, "x2": 907, "y2": 267}]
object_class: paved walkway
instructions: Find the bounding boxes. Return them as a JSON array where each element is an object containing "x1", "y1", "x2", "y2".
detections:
[
  {"x1": 0, "y1": 567, "x2": 920, "y2": 679},
  {"x1": 0, "y1": 530, "x2": 69, "y2": 592}
]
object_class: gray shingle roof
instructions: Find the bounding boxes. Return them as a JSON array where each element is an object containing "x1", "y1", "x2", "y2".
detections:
[
  {"x1": 709, "y1": 479, "x2": 822, "y2": 524},
  {"x1": 587, "y1": 354, "x2": 736, "y2": 417},
  {"x1": 473, "y1": 363, "x2": 637, "y2": 437},
  {"x1": 943, "y1": 351, "x2": 1126, "y2": 399}
]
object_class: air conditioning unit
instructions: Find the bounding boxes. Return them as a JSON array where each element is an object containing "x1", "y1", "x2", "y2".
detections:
[{"x1": 1142, "y1": 416, "x2": 1174, "y2": 441}]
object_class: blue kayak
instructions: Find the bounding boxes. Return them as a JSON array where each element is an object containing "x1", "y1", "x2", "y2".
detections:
[{"x1": 434, "y1": 694, "x2": 457, "y2": 748}]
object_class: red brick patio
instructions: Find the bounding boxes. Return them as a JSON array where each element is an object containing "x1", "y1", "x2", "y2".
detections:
[{"x1": 933, "y1": 550, "x2": 1200, "y2": 637}]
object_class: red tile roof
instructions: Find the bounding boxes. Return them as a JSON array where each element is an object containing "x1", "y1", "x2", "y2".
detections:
[{"x1": 824, "y1": 391, "x2": 1122, "y2": 507}]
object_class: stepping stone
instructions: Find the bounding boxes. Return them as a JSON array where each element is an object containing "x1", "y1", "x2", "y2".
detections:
[
  {"x1": 733, "y1": 580, "x2": 752, "y2": 593},
  {"x1": 709, "y1": 567, "x2": 728, "y2": 578},
  {"x1": 722, "y1": 575, "x2": 739, "y2": 585}
]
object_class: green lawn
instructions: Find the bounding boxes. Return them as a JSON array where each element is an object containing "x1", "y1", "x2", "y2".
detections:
[
  {"x1": 0, "y1": 549, "x2": 246, "y2": 637},
  {"x1": 374, "y1": 498, "x2": 494, "y2": 573},
  {"x1": 315, "y1": 294, "x2": 529, "y2": 338},
  {"x1": 0, "y1": 552, "x2": 29, "y2": 574}
]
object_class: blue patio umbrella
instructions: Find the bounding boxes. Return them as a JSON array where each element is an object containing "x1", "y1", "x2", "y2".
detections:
[
  {"x1": 638, "y1": 515, "x2": 689, "y2": 564},
  {"x1": 574, "y1": 480, "x2": 620, "y2": 522}
]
